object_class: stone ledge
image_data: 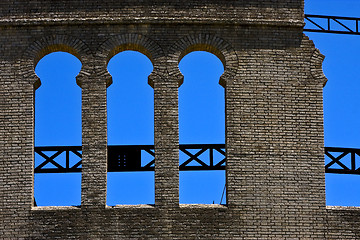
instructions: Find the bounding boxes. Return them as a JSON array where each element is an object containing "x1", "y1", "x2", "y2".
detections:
[
  {"x1": 327, "y1": 206, "x2": 360, "y2": 211},
  {"x1": 0, "y1": 17, "x2": 304, "y2": 28},
  {"x1": 180, "y1": 204, "x2": 227, "y2": 209},
  {"x1": 107, "y1": 204, "x2": 155, "y2": 209},
  {"x1": 31, "y1": 206, "x2": 81, "y2": 211}
]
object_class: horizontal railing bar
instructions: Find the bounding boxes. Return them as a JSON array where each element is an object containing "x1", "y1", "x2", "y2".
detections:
[
  {"x1": 35, "y1": 144, "x2": 225, "y2": 149},
  {"x1": 304, "y1": 29, "x2": 360, "y2": 35},
  {"x1": 325, "y1": 146, "x2": 360, "y2": 152},
  {"x1": 34, "y1": 145, "x2": 360, "y2": 175},
  {"x1": 35, "y1": 168, "x2": 82, "y2": 174},
  {"x1": 35, "y1": 146, "x2": 82, "y2": 151},
  {"x1": 179, "y1": 144, "x2": 225, "y2": 148},
  {"x1": 179, "y1": 166, "x2": 225, "y2": 171},
  {"x1": 305, "y1": 14, "x2": 360, "y2": 21},
  {"x1": 325, "y1": 169, "x2": 360, "y2": 175},
  {"x1": 34, "y1": 145, "x2": 225, "y2": 150},
  {"x1": 35, "y1": 167, "x2": 226, "y2": 173}
]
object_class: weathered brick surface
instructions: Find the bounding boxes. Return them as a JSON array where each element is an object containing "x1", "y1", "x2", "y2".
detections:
[
  {"x1": 326, "y1": 207, "x2": 360, "y2": 239},
  {"x1": 0, "y1": 0, "x2": 350, "y2": 239}
]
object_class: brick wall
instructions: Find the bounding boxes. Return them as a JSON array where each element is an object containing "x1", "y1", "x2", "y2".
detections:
[{"x1": 0, "y1": 0, "x2": 348, "y2": 239}]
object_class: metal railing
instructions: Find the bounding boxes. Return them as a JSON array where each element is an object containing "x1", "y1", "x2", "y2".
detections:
[
  {"x1": 304, "y1": 14, "x2": 360, "y2": 35},
  {"x1": 325, "y1": 147, "x2": 360, "y2": 174},
  {"x1": 35, "y1": 146, "x2": 82, "y2": 173},
  {"x1": 34, "y1": 144, "x2": 226, "y2": 173},
  {"x1": 34, "y1": 145, "x2": 360, "y2": 175}
]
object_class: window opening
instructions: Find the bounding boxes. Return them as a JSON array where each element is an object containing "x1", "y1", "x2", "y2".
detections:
[
  {"x1": 178, "y1": 51, "x2": 225, "y2": 204},
  {"x1": 107, "y1": 50, "x2": 154, "y2": 205},
  {"x1": 34, "y1": 51, "x2": 82, "y2": 206}
]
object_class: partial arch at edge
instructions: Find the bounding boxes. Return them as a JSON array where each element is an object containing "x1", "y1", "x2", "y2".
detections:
[
  {"x1": 21, "y1": 35, "x2": 92, "y2": 89},
  {"x1": 310, "y1": 48, "x2": 328, "y2": 87}
]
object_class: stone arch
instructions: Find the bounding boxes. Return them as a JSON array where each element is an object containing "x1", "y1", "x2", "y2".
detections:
[
  {"x1": 168, "y1": 34, "x2": 239, "y2": 87},
  {"x1": 96, "y1": 33, "x2": 165, "y2": 88},
  {"x1": 21, "y1": 35, "x2": 92, "y2": 89}
]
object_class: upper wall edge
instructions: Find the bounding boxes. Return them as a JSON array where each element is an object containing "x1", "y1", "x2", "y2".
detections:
[{"x1": 0, "y1": 1, "x2": 304, "y2": 27}]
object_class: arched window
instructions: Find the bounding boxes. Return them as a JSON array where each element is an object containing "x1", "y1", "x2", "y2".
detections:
[
  {"x1": 34, "y1": 51, "x2": 82, "y2": 206},
  {"x1": 308, "y1": 33, "x2": 360, "y2": 207},
  {"x1": 178, "y1": 51, "x2": 225, "y2": 204},
  {"x1": 107, "y1": 50, "x2": 154, "y2": 205}
]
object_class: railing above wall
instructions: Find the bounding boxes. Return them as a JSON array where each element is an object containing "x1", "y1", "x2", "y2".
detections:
[
  {"x1": 35, "y1": 146, "x2": 82, "y2": 173},
  {"x1": 34, "y1": 144, "x2": 226, "y2": 173},
  {"x1": 34, "y1": 145, "x2": 360, "y2": 175},
  {"x1": 304, "y1": 14, "x2": 360, "y2": 35},
  {"x1": 325, "y1": 147, "x2": 360, "y2": 175}
]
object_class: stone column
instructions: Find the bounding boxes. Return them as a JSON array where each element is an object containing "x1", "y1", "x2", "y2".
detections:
[
  {"x1": 80, "y1": 74, "x2": 108, "y2": 208},
  {"x1": 151, "y1": 72, "x2": 180, "y2": 208}
]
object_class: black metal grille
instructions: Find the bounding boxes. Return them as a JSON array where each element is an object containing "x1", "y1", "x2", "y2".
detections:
[
  {"x1": 325, "y1": 147, "x2": 360, "y2": 175},
  {"x1": 34, "y1": 146, "x2": 82, "y2": 173},
  {"x1": 34, "y1": 145, "x2": 360, "y2": 175},
  {"x1": 304, "y1": 14, "x2": 360, "y2": 35},
  {"x1": 34, "y1": 144, "x2": 226, "y2": 173},
  {"x1": 179, "y1": 144, "x2": 225, "y2": 171}
]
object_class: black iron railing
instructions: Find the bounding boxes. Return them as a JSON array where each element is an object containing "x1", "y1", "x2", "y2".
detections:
[
  {"x1": 34, "y1": 145, "x2": 360, "y2": 175},
  {"x1": 179, "y1": 144, "x2": 226, "y2": 171},
  {"x1": 34, "y1": 144, "x2": 226, "y2": 173},
  {"x1": 34, "y1": 146, "x2": 82, "y2": 173},
  {"x1": 304, "y1": 14, "x2": 360, "y2": 35},
  {"x1": 325, "y1": 147, "x2": 360, "y2": 174}
]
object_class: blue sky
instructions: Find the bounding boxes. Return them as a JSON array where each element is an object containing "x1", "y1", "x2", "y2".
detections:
[
  {"x1": 305, "y1": 0, "x2": 360, "y2": 206},
  {"x1": 34, "y1": 47, "x2": 225, "y2": 206},
  {"x1": 34, "y1": 1, "x2": 360, "y2": 207}
]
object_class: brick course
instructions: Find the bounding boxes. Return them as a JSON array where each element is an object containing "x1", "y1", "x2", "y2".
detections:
[{"x1": 1, "y1": 0, "x2": 354, "y2": 239}]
